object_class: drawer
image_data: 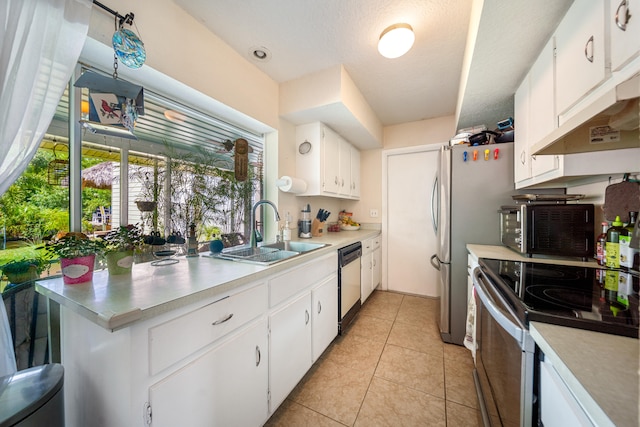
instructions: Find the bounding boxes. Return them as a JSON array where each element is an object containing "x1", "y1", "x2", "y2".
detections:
[
  {"x1": 270, "y1": 252, "x2": 337, "y2": 307},
  {"x1": 372, "y1": 235, "x2": 381, "y2": 251},
  {"x1": 149, "y1": 282, "x2": 267, "y2": 375}
]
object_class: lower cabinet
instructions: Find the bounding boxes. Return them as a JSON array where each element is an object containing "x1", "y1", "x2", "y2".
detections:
[
  {"x1": 312, "y1": 275, "x2": 338, "y2": 362},
  {"x1": 268, "y1": 291, "x2": 312, "y2": 411},
  {"x1": 539, "y1": 356, "x2": 594, "y2": 427},
  {"x1": 149, "y1": 318, "x2": 269, "y2": 427},
  {"x1": 361, "y1": 234, "x2": 382, "y2": 303}
]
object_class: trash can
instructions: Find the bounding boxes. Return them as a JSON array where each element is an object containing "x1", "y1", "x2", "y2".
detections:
[{"x1": 0, "y1": 363, "x2": 64, "y2": 426}]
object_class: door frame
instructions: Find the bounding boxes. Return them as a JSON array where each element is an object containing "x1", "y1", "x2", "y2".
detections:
[{"x1": 381, "y1": 143, "x2": 444, "y2": 292}]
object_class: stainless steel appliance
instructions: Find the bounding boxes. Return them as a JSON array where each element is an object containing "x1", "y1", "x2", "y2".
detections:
[
  {"x1": 473, "y1": 258, "x2": 639, "y2": 426},
  {"x1": 500, "y1": 204, "x2": 595, "y2": 260},
  {"x1": 338, "y1": 242, "x2": 362, "y2": 334},
  {"x1": 430, "y1": 143, "x2": 518, "y2": 345}
]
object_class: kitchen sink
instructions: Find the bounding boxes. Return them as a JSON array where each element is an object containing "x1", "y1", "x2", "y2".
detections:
[
  {"x1": 262, "y1": 241, "x2": 329, "y2": 253},
  {"x1": 212, "y1": 241, "x2": 329, "y2": 265}
]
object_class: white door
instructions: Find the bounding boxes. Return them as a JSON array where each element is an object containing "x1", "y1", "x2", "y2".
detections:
[{"x1": 383, "y1": 145, "x2": 441, "y2": 296}]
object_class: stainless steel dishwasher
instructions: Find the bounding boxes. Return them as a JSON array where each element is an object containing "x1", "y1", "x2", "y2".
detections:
[{"x1": 338, "y1": 242, "x2": 362, "y2": 334}]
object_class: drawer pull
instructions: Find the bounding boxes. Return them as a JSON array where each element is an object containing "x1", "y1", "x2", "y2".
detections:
[
  {"x1": 212, "y1": 313, "x2": 234, "y2": 325},
  {"x1": 305, "y1": 309, "x2": 310, "y2": 325},
  {"x1": 318, "y1": 301, "x2": 322, "y2": 314},
  {"x1": 256, "y1": 345, "x2": 261, "y2": 367}
]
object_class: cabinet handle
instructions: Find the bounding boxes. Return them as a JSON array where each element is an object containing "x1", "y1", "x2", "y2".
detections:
[
  {"x1": 616, "y1": 0, "x2": 631, "y2": 31},
  {"x1": 305, "y1": 309, "x2": 310, "y2": 325},
  {"x1": 318, "y1": 301, "x2": 322, "y2": 314},
  {"x1": 256, "y1": 345, "x2": 261, "y2": 367},
  {"x1": 584, "y1": 35, "x2": 594, "y2": 63},
  {"x1": 520, "y1": 150, "x2": 526, "y2": 165},
  {"x1": 334, "y1": 176, "x2": 338, "y2": 185},
  {"x1": 373, "y1": 259, "x2": 376, "y2": 267},
  {"x1": 341, "y1": 178, "x2": 345, "y2": 187},
  {"x1": 212, "y1": 313, "x2": 233, "y2": 325}
]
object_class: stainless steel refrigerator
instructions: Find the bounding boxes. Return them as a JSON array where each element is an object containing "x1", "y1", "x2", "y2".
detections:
[{"x1": 430, "y1": 142, "x2": 516, "y2": 345}]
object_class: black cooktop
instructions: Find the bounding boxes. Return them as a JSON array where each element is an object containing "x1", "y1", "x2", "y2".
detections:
[{"x1": 479, "y1": 258, "x2": 639, "y2": 338}]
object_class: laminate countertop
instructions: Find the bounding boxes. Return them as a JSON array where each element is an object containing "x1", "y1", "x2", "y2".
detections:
[
  {"x1": 35, "y1": 228, "x2": 380, "y2": 331},
  {"x1": 468, "y1": 244, "x2": 639, "y2": 427}
]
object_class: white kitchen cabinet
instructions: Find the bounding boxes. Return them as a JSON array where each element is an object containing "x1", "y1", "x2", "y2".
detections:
[
  {"x1": 148, "y1": 317, "x2": 269, "y2": 427},
  {"x1": 311, "y1": 274, "x2": 338, "y2": 362},
  {"x1": 268, "y1": 291, "x2": 312, "y2": 411},
  {"x1": 361, "y1": 237, "x2": 373, "y2": 303},
  {"x1": 514, "y1": 74, "x2": 532, "y2": 183},
  {"x1": 360, "y1": 234, "x2": 381, "y2": 304},
  {"x1": 267, "y1": 251, "x2": 338, "y2": 412},
  {"x1": 539, "y1": 356, "x2": 595, "y2": 427},
  {"x1": 295, "y1": 121, "x2": 361, "y2": 200},
  {"x1": 610, "y1": 0, "x2": 640, "y2": 71},
  {"x1": 349, "y1": 144, "x2": 361, "y2": 198},
  {"x1": 555, "y1": 0, "x2": 607, "y2": 116}
]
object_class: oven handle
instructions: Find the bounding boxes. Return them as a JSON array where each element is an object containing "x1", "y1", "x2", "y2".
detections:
[{"x1": 473, "y1": 268, "x2": 524, "y2": 344}]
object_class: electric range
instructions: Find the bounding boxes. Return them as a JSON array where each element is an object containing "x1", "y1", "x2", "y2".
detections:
[{"x1": 478, "y1": 258, "x2": 639, "y2": 338}]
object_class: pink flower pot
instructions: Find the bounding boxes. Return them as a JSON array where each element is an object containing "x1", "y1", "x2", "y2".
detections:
[{"x1": 60, "y1": 254, "x2": 96, "y2": 285}]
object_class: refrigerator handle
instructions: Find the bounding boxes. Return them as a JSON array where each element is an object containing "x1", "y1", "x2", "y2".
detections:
[
  {"x1": 430, "y1": 175, "x2": 438, "y2": 235},
  {"x1": 430, "y1": 254, "x2": 441, "y2": 270}
]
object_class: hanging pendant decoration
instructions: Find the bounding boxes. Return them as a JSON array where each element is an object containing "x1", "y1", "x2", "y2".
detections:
[
  {"x1": 234, "y1": 138, "x2": 249, "y2": 182},
  {"x1": 112, "y1": 26, "x2": 146, "y2": 69}
]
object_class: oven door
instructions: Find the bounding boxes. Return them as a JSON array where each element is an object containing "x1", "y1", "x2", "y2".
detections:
[{"x1": 473, "y1": 267, "x2": 535, "y2": 427}]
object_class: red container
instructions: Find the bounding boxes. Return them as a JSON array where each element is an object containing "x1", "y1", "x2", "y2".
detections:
[{"x1": 60, "y1": 254, "x2": 96, "y2": 285}]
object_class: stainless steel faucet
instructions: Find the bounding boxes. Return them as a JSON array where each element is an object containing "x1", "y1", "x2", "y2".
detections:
[{"x1": 250, "y1": 199, "x2": 281, "y2": 250}]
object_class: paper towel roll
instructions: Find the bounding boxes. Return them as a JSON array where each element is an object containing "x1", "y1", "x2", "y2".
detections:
[{"x1": 276, "y1": 176, "x2": 307, "y2": 194}]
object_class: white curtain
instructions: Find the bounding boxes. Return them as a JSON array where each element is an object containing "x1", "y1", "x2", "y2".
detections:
[{"x1": 0, "y1": 0, "x2": 92, "y2": 197}]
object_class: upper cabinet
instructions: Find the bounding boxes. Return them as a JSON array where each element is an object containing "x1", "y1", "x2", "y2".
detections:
[
  {"x1": 610, "y1": 0, "x2": 640, "y2": 71},
  {"x1": 514, "y1": 0, "x2": 640, "y2": 188},
  {"x1": 295, "y1": 122, "x2": 361, "y2": 200},
  {"x1": 528, "y1": 0, "x2": 640, "y2": 157},
  {"x1": 555, "y1": 0, "x2": 608, "y2": 116}
]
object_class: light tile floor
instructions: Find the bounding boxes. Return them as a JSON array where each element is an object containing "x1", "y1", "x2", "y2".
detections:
[{"x1": 265, "y1": 290, "x2": 481, "y2": 426}]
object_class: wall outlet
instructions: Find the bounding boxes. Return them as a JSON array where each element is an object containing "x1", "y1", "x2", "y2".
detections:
[{"x1": 370, "y1": 208, "x2": 379, "y2": 218}]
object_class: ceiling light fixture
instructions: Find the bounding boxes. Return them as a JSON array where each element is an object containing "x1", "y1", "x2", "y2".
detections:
[
  {"x1": 378, "y1": 23, "x2": 415, "y2": 59},
  {"x1": 249, "y1": 46, "x2": 272, "y2": 62}
]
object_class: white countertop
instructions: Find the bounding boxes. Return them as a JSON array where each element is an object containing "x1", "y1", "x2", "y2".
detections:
[
  {"x1": 36, "y1": 228, "x2": 380, "y2": 331},
  {"x1": 468, "y1": 244, "x2": 639, "y2": 427},
  {"x1": 531, "y1": 322, "x2": 639, "y2": 427}
]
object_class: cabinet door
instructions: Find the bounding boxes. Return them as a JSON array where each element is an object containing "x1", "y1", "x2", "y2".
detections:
[
  {"x1": 514, "y1": 76, "x2": 531, "y2": 183},
  {"x1": 338, "y1": 138, "x2": 351, "y2": 195},
  {"x1": 372, "y1": 247, "x2": 381, "y2": 292},
  {"x1": 149, "y1": 318, "x2": 269, "y2": 427},
  {"x1": 555, "y1": 0, "x2": 607, "y2": 115},
  {"x1": 323, "y1": 126, "x2": 340, "y2": 194},
  {"x1": 361, "y1": 252, "x2": 373, "y2": 303},
  {"x1": 311, "y1": 275, "x2": 338, "y2": 362},
  {"x1": 350, "y1": 145, "x2": 361, "y2": 198},
  {"x1": 610, "y1": 0, "x2": 640, "y2": 70},
  {"x1": 528, "y1": 37, "x2": 560, "y2": 178},
  {"x1": 269, "y1": 292, "x2": 312, "y2": 411}
]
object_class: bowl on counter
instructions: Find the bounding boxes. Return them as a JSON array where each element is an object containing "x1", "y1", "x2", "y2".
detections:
[{"x1": 340, "y1": 224, "x2": 360, "y2": 231}]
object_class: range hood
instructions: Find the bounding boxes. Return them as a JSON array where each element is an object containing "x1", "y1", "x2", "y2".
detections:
[{"x1": 531, "y1": 72, "x2": 640, "y2": 156}]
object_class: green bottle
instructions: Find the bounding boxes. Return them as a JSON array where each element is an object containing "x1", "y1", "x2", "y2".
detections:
[
  {"x1": 619, "y1": 211, "x2": 638, "y2": 268},
  {"x1": 605, "y1": 216, "x2": 628, "y2": 268}
]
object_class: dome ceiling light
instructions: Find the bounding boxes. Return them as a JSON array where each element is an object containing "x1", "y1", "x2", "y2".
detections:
[{"x1": 377, "y1": 23, "x2": 415, "y2": 59}]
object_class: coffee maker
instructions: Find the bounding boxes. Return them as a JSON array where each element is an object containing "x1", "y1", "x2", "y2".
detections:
[{"x1": 298, "y1": 205, "x2": 312, "y2": 238}]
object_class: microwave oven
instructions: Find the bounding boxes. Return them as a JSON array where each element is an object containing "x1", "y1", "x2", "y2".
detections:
[{"x1": 500, "y1": 204, "x2": 595, "y2": 260}]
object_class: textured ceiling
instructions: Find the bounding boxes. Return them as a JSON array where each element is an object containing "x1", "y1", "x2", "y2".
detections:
[
  {"x1": 174, "y1": 0, "x2": 473, "y2": 127},
  {"x1": 172, "y1": 0, "x2": 574, "y2": 134}
]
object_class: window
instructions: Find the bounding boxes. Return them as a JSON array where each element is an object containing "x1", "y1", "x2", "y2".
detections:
[{"x1": 0, "y1": 67, "x2": 264, "y2": 290}]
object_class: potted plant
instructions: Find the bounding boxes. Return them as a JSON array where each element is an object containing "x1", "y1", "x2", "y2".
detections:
[
  {"x1": 101, "y1": 224, "x2": 143, "y2": 275},
  {"x1": 1, "y1": 256, "x2": 49, "y2": 286},
  {"x1": 46, "y1": 232, "x2": 105, "y2": 284}
]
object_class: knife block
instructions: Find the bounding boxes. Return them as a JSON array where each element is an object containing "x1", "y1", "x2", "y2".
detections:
[{"x1": 311, "y1": 218, "x2": 324, "y2": 237}]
